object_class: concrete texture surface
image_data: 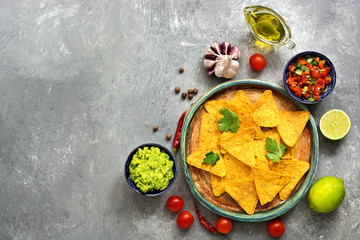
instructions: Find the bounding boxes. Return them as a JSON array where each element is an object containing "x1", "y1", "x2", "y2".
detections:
[{"x1": 0, "y1": 0, "x2": 359, "y2": 239}]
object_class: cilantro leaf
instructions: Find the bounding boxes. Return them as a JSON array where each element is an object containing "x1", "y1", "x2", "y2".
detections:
[
  {"x1": 308, "y1": 95, "x2": 315, "y2": 102},
  {"x1": 265, "y1": 137, "x2": 287, "y2": 163},
  {"x1": 202, "y1": 151, "x2": 220, "y2": 166},
  {"x1": 218, "y1": 107, "x2": 240, "y2": 133},
  {"x1": 310, "y1": 61, "x2": 319, "y2": 66},
  {"x1": 308, "y1": 77, "x2": 316, "y2": 84}
]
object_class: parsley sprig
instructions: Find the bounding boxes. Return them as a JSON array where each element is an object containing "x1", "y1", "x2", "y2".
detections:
[
  {"x1": 265, "y1": 138, "x2": 287, "y2": 163},
  {"x1": 218, "y1": 107, "x2": 240, "y2": 133},
  {"x1": 202, "y1": 151, "x2": 220, "y2": 165}
]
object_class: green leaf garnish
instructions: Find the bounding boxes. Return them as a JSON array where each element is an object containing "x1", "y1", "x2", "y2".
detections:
[
  {"x1": 302, "y1": 86, "x2": 308, "y2": 95},
  {"x1": 265, "y1": 137, "x2": 287, "y2": 163},
  {"x1": 202, "y1": 151, "x2": 220, "y2": 165},
  {"x1": 306, "y1": 57, "x2": 314, "y2": 63},
  {"x1": 308, "y1": 95, "x2": 315, "y2": 102},
  {"x1": 294, "y1": 69, "x2": 302, "y2": 75},
  {"x1": 218, "y1": 107, "x2": 240, "y2": 133},
  {"x1": 301, "y1": 65, "x2": 309, "y2": 71},
  {"x1": 309, "y1": 77, "x2": 316, "y2": 84},
  {"x1": 310, "y1": 61, "x2": 319, "y2": 66}
]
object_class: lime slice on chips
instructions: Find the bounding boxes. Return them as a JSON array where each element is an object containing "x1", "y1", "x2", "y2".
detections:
[{"x1": 319, "y1": 109, "x2": 351, "y2": 140}]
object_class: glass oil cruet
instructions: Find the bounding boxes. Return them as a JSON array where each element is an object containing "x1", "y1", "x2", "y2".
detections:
[{"x1": 244, "y1": 5, "x2": 296, "y2": 50}]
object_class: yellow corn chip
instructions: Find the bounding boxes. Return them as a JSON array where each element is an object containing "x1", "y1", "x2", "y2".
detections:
[
  {"x1": 255, "y1": 156, "x2": 270, "y2": 171},
  {"x1": 223, "y1": 101, "x2": 263, "y2": 139},
  {"x1": 232, "y1": 90, "x2": 253, "y2": 109},
  {"x1": 205, "y1": 100, "x2": 263, "y2": 139},
  {"x1": 204, "y1": 100, "x2": 226, "y2": 119},
  {"x1": 227, "y1": 142, "x2": 256, "y2": 167},
  {"x1": 210, "y1": 173, "x2": 224, "y2": 197},
  {"x1": 253, "y1": 128, "x2": 281, "y2": 158},
  {"x1": 283, "y1": 138, "x2": 300, "y2": 159},
  {"x1": 277, "y1": 111, "x2": 310, "y2": 147},
  {"x1": 199, "y1": 113, "x2": 219, "y2": 150},
  {"x1": 269, "y1": 159, "x2": 310, "y2": 200},
  {"x1": 224, "y1": 180, "x2": 258, "y2": 215},
  {"x1": 252, "y1": 90, "x2": 280, "y2": 127},
  {"x1": 252, "y1": 167, "x2": 291, "y2": 205},
  {"x1": 210, "y1": 154, "x2": 253, "y2": 197},
  {"x1": 219, "y1": 128, "x2": 256, "y2": 152},
  {"x1": 186, "y1": 147, "x2": 226, "y2": 177},
  {"x1": 224, "y1": 153, "x2": 253, "y2": 180}
]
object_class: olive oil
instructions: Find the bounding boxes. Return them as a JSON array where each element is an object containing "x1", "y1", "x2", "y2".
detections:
[
  {"x1": 244, "y1": 6, "x2": 295, "y2": 49},
  {"x1": 249, "y1": 13, "x2": 285, "y2": 42}
]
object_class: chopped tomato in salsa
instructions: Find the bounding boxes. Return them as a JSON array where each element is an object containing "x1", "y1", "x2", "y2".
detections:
[{"x1": 286, "y1": 56, "x2": 331, "y2": 102}]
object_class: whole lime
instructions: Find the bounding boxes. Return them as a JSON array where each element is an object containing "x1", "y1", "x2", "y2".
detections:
[{"x1": 308, "y1": 176, "x2": 345, "y2": 213}]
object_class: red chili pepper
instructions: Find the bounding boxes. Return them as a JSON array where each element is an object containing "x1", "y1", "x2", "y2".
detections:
[
  {"x1": 194, "y1": 202, "x2": 230, "y2": 239},
  {"x1": 173, "y1": 109, "x2": 187, "y2": 156}
]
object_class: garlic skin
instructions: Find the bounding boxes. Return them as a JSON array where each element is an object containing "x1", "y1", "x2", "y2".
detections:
[{"x1": 203, "y1": 42, "x2": 241, "y2": 79}]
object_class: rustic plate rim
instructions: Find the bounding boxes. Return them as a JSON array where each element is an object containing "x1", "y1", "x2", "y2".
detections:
[{"x1": 180, "y1": 79, "x2": 319, "y2": 222}]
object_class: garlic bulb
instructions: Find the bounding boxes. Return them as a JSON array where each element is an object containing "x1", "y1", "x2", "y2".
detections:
[{"x1": 203, "y1": 42, "x2": 241, "y2": 79}]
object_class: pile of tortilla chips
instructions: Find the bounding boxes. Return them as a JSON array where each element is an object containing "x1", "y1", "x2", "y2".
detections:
[{"x1": 187, "y1": 90, "x2": 311, "y2": 215}]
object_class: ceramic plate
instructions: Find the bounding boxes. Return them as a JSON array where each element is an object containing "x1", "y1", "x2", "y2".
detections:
[{"x1": 180, "y1": 79, "x2": 318, "y2": 222}]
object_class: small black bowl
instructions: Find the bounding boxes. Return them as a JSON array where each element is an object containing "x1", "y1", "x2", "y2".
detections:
[
  {"x1": 283, "y1": 51, "x2": 336, "y2": 104},
  {"x1": 124, "y1": 143, "x2": 177, "y2": 196}
]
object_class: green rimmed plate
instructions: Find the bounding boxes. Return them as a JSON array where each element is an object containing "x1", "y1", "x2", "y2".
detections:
[{"x1": 180, "y1": 79, "x2": 318, "y2": 222}]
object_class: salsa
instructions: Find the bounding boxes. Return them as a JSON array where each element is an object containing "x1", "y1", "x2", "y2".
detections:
[
  {"x1": 286, "y1": 56, "x2": 331, "y2": 101},
  {"x1": 129, "y1": 146, "x2": 174, "y2": 193}
]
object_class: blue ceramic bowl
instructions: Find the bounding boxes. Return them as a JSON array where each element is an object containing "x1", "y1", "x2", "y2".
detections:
[
  {"x1": 125, "y1": 143, "x2": 177, "y2": 196},
  {"x1": 283, "y1": 51, "x2": 336, "y2": 104},
  {"x1": 180, "y1": 79, "x2": 319, "y2": 222}
]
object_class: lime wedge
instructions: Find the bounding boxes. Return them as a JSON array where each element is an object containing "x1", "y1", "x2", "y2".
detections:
[{"x1": 319, "y1": 109, "x2": 351, "y2": 140}]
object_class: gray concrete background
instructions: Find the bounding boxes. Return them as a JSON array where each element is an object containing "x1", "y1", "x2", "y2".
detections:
[{"x1": 0, "y1": 0, "x2": 359, "y2": 239}]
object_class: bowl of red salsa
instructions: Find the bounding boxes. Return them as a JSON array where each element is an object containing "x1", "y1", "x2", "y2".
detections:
[{"x1": 283, "y1": 51, "x2": 336, "y2": 104}]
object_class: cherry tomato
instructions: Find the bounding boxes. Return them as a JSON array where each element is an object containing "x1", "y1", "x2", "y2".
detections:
[
  {"x1": 215, "y1": 216, "x2": 232, "y2": 234},
  {"x1": 267, "y1": 220, "x2": 285, "y2": 237},
  {"x1": 249, "y1": 53, "x2": 267, "y2": 71},
  {"x1": 166, "y1": 195, "x2": 184, "y2": 213},
  {"x1": 176, "y1": 211, "x2": 194, "y2": 229}
]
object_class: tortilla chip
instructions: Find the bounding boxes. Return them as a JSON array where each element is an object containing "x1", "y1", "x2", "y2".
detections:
[
  {"x1": 232, "y1": 90, "x2": 253, "y2": 109},
  {"x1": 205, "y1": 100, "x2": 263, "y2": 139},
  {"x1": 253, "y1": 128, "x2": 281, "y2": 158},
  {"x1": 187, "y1": 147, "x2": 226, "y2": 177},
  {"x1": 224, "y1": 180, "x2": 258, "y2": 215},
  {"x1": 210, "y1": 154, "x2": 253, "y2": 197},
  {"x1": 269, "y1": 159, "x2": 310, "y2": 200},
  {"x1": 210, "y1": 173, "x2": 224, "y2": 197},
  {"x1": 227, "y1": 142, "x2": 256, "y2": 167},
  {"x1": 255, "y1": 156, "x2": 270, "y2": 171},
  {"x1": 219, "y1": 128, "x2": 256, "y2": 153},
  {"x1": 204, "y1": 100, "x2": 226, "y2": 119},
  {"x1": 223, "y1": 101, "x2": 263, "y2": 139},
  {"x1": 252, "y1": 167, "x2": 291, "y2": 205},
  {"x1": 252, "y1": 90, "x2": 280, "y2": 127},
  {"x1": 277, "y1": 111, "x2": 310, "y2": 147},
  {"x1": 283, "y1": 138, "x2": 300, "y2": 159},
  {"x1": 224, "y1": 153, "x2": 253, "y2": 180},
  {"x1": 199, "y1": 113, "x2": 219, "y2": 150}
]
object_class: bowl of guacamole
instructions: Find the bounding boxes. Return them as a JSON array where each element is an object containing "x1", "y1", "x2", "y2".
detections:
[{"x1": 125, "y1": 143, "x2": 177, "y2": 196}]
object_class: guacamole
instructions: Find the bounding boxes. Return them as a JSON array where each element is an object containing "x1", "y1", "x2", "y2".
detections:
[{"x1": 129, "y1": 146, "x2": 174, "y2": 193}]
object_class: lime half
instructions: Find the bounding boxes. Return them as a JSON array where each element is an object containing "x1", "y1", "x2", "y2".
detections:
[{"x1": 319, "y1": 109, "x2": 351, "y2": 140}]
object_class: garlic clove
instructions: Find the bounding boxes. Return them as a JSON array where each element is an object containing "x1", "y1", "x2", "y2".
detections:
[
  {"x1": 229, "y1": 46, "x2": 241, "y2": 60},
  {"x1": 203, "y1": 58, "x2": 216, "y2": 70},
  {"x1": 223, "y1": 60, "x2": 239, "y2": 79},
  {"x1": 214, "y1": 60, "x2": 227, "y2": 78},
  {"x1": 221, "y1": 42, "x2": 232, "y2": 55},
  {"x1": 204, "y1": 48, "x2": 217, "y2": 60},
  {"x1": 210, "y1": 42, "x2": 221, "y2": 55}
]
